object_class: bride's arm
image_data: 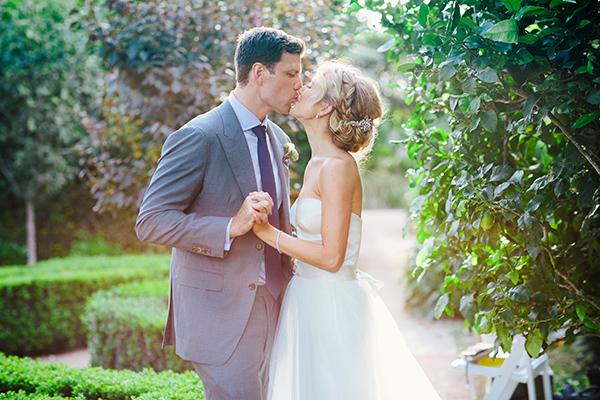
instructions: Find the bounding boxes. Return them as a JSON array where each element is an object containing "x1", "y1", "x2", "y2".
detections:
[{"x1": 253, "y1": 157, "x2": 356, "y2": 273}]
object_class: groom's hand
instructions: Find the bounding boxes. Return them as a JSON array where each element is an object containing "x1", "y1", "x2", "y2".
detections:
[{"x1": 230, "y1": 192, "x2": 273, "y2": 238}]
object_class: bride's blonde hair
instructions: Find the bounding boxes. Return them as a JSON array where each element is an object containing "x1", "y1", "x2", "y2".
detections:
[{"x1": 310, "y1": 60, "x2": 384, "y2": 161}]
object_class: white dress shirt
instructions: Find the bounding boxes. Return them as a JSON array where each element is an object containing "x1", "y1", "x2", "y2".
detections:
[{"x1": 225, "y1": 92, "x2": 281, "y2": 284}]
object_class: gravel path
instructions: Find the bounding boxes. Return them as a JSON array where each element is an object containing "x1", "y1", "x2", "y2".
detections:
[{"x1": 38, "y1": 209, "x2": 484, "y2": 399}]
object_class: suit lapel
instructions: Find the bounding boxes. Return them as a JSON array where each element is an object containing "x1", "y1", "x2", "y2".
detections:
[
  {"x1": 267, "y1": 125, "x2": 287, "y2": 194},
  {"x1": 267, "y1": 123, "x2": 292, "y2": 234},
  {"x1": 217, "y1": 100, "x2": 258, "y2": 197}
]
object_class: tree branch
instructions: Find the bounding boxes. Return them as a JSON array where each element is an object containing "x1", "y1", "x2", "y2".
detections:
[
  {"x1": 511, "y1": 88, "x2": 600, "y2": 177},
  {"x1": 546, "y1": 111, "x2": 600, "y2": 177},
  {"x1": 542, "y1": 235, "x2": 600, "y2": 314}
]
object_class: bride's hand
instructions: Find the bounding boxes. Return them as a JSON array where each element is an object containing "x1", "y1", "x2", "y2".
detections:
[
  {"x1": 249, "y1": 191, "x2": 273, "y2": 222},
  {"x1": 252, "y1": 220, "x2": 271, "y2": 238}
]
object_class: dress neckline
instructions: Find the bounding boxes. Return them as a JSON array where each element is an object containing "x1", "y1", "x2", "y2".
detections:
[{"x1": 294, "y1": 197, "x2": 362, "y2": 220}]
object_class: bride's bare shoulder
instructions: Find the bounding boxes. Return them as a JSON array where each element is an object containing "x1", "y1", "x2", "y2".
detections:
[{"x1": 318, "y1": 153, "x2": 360, "y2": 187}]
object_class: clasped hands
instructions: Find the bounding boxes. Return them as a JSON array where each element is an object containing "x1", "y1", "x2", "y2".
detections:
[{"x1": 230, "y1": 191, "x2": 274, "y2": 239}]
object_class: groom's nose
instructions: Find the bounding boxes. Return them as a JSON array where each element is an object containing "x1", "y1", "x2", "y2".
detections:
[{"x1": 293, "y1": 75, "x2": 302, "y2": 91}]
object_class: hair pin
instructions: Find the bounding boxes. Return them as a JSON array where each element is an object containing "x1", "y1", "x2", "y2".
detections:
[{"x1": 347, "y1": 117, "x2": 373, "y2": 132}]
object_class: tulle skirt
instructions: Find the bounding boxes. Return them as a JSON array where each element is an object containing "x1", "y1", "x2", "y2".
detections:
[{"x1": 267, "y1": 271, "x2": 441, "y2": 400}]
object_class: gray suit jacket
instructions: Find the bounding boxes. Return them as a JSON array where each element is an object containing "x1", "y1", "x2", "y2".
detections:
[{"x1": 135, "y1": 99, "x2": 292, "y2": 365}]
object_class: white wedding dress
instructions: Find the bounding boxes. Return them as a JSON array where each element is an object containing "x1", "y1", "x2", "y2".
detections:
[{"x1": 267, "y1": 198, "x2": 441, "y2": 400}]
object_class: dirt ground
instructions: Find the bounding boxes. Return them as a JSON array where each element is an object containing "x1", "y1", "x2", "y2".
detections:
[{"x1": 38, "y1": 209, "x2": 488, "y2": 399}]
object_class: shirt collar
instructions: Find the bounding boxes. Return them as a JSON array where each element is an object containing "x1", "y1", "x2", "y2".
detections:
[{"x1": 228, "y1": 92, "x2": 268, "y2": 131}]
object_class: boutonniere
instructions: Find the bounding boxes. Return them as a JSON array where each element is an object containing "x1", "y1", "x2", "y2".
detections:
[{"x1": 282, "y1": 142, "x2": 299, "y2": 166}]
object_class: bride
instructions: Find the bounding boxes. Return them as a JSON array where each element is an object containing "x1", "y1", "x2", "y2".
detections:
[{"x1": 251, "y1": 61, "x2": 441, "y2": 400}]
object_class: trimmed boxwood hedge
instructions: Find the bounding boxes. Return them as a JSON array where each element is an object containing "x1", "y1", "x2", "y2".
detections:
[
  {"x1": 83, "y1": 279, "x2": 192, "y2": 373},
  {"x1": 0, "y1": 352, "x2": 204, "y2": 399},
  {"x1": 0, "y1": 255, "x2": 170, "y2": 356}
]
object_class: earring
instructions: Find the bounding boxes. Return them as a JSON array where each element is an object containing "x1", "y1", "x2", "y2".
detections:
[{"x1": 316, "y1": 113, "x2": 320, "y2": 119}]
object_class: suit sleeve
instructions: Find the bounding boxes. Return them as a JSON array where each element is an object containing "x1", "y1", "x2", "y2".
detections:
[{"x1": 135, "y1": 126, "x2": 229, "y2": 258}]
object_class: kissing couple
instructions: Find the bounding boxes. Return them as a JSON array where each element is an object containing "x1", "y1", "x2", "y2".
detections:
[{"x1": 136, "y1": 27, "x2": 440, "y2": 400}]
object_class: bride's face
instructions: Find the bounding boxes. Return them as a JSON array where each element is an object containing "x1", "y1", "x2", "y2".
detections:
[{"x1": 290, "y1": 74, "x2": 326, "y2": 120}]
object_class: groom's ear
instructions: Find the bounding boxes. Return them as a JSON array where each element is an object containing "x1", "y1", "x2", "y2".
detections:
[{"x1": 252, "y1": 62, "x2": 266, "y2": 86}]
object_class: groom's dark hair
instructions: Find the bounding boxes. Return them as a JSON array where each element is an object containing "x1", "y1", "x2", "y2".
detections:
[{"x1": 235, "y1": 27, "x2": 305, "y2": 86}]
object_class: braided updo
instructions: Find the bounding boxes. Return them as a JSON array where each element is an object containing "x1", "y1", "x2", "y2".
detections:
[{"x1": 311, "y1": 61, "x2": 383, "y2": 156}]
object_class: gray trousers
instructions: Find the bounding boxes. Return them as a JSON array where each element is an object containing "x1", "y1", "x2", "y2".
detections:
[{"x1": 194, "y1": 285, "x2": 280, "y2": 400}]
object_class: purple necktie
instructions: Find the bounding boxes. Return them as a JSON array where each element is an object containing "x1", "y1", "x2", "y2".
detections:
[{"x1": 251, "y1": 125, "x2": 283, "y2": 299}]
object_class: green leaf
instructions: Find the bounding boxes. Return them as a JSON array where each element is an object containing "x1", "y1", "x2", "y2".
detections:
[
  {"x1": 462, "y1": 78, "x2": 477, "y2": 94},
  {"x1": 572, "y1": 110, "x2": 600, "y2": 128},
  {"x1": 576, "y1": 302, "x2": 588, "y2": 322},
  {"x1": 495, "y1": 181, "x2": 511, "y2": 197},
  {"x1": 469, "y1": 116, "x2": 481, "y2": 131},
  {"x1": 513, "y1": 48, "x2": 534, "y2": 64},
  {"x1": 515, "y1": 6, "x2": 548, "y2": 20},
  {"x1": 460, "y1": 293, "x2": 477, "y2": 325},
  {"x1": 509, "y1": 170, "x2": 526, "y2": 187},
  {"x1": 439, "y1": 64, "x2": 457, "y2": 81},
  {"x1": 587, "y1": 89, "x2": 600, "y2": 105},
  {"x1": 481, "y1": 110, "x2": 498, "y2": 132},
  {"x1": 525, "y1": 330, "x2": 544, "y2": 357},
  {"x1": 528, "y1": 233, "x2": 541, "y2": 259},
  {"x1": 581, "y1": 204, "x2": 599, "y2": 237},
  {"x1": 490, "y1": 165, "x2": 515, "y2": 182},
  {"x1": 518, "y1": 211, "x2": 533, "y2": 231},
  {"x1": 447, "y1": 1, "x2": 461, "y2": 33},
  {"x1": 434, "y1": 293, "x2": 449, "y2": 319},
  {"x1": 549, "y1": 0, "x2": 576, "y2": 9},
  {"x1": 508, "y1": 285, "x2": 531, "y2": 302},
  {"x1": 477, "y1": 67, "x2": 499, "y2": 83},
  {"x1": 518, "y1": 34, "x2": 539, "y2": 44},
  {"x1": 584, "y1": 319, "x2": 600, "y2": 331},
  {"x1": 377, "y1": 38, "x2": 396, "y2": 52},
  {"x1": 418, "y1": 3, "x2": 430, "y2": 27},
  {"x1": 506, "y1": 271, "x2": 519, "y2": 285},
  {"x1": 526, "y1": 194, "x2": 548, "y2": 212},
  {"x1": 485, "y1": 19, "x2": 519, "y2": 44},
  {"x1": 397, "y1": 62, "x2": 418, "y2": 72},
  {"x1": 497, "y1": 324, "x2": 511, "y2": 350},
  {"x1": 554, "y1": 178, "x2": 570, "y2": 196},
  {"x1": 501, "y1": 0, "x2": 521, "y2": 12},
  {"x1": 522, "y1": 92, "x2": 541, "y2": 119},
  {"x1": 468, "y1": 97, "x2": 481, "y2": 115},
  {"x1": 500, "y1": 308, "x2": 515, "y2": 324}
]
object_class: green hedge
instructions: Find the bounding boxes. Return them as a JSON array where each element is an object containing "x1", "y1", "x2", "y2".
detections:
[
  {"x1": 0, "y1": 391, "x2": 69, "y2": 400},
  {"x1": 0, "y1": 255, "x2": 170, "y2": 356},
  {"x1": 84, "y1": 279, "x2": 192, "y2": 372},
  {"x1": 0, "y1": 352, "x2": 204, "y2": 399}
]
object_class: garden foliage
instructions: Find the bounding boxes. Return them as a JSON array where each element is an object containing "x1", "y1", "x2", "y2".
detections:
[
  {"x1": 0, "y1": 255, "x2": 170, "y2": 356},
  {"x1": 83, "y1": 279, "x2": 191, "y2": 372},
  {"x1": 0, "y1": 352, "x2": 203, "y2": 399},
  {"x1": 74, "y1": 0, "x2": 355, "y2": 212},
  {"x1": 354, "y1": 0, "x2": 600, "y2": 355},
  {"x1": 0, "y1": 0, "x2": 100, "y2": 264}
]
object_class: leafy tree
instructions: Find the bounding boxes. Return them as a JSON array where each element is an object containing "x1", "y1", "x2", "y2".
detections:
[
  {"x1": 355, "y1": 0, "x2": 600, "y2": 355},
  {"x1": 0, "y1": 0, "x2": 100, "y2": 264},
  {"x1": 75, "y1": 0, "x2": 356, "y2": 212}
]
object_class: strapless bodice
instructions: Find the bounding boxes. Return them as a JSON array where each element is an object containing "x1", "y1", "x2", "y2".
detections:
[{"x1": 290, "y1": 198, "x2": 362, "y2": 281}]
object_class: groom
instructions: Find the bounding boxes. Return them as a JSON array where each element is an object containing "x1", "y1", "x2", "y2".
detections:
[{"x1": 135, "y1": 27, "x2": 305, "y2": 399}]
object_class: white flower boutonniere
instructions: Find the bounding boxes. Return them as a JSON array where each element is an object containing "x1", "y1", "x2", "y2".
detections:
[{"x1": 282, "y1": 142, "x2": 299, "y2": 166}]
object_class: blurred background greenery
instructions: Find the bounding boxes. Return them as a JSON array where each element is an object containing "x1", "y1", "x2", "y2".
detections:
[{"x1": 0, "y1": 0, "x2": 416, "y2": 266}]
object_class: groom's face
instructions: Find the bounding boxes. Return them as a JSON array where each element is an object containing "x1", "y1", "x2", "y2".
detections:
[{"x1": 261, "y1": 52, "x2": 303, "y2": 114}]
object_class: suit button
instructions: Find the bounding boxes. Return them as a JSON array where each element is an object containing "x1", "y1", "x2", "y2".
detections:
[
  {"x1": 256, "y1": 243, "x2": 263, "y2": 250},
  {"x1": 248, "y1": 283, "x2": 256, "y2": 291}
]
